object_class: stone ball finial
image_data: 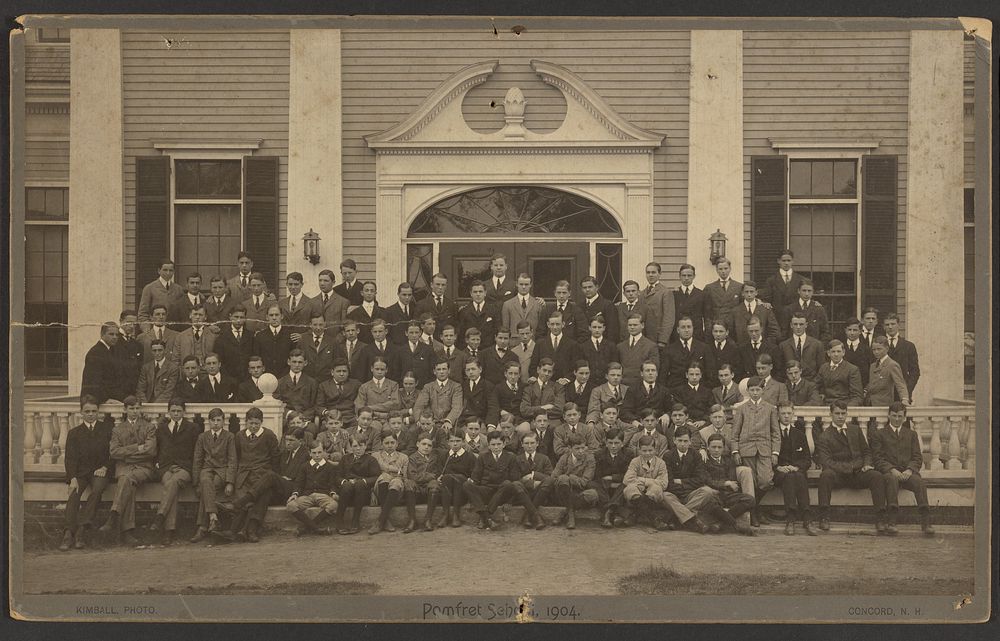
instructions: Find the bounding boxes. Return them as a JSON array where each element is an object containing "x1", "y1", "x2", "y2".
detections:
[{"x1": 257, "y1": 373, "x2": 279, "y2": 396}]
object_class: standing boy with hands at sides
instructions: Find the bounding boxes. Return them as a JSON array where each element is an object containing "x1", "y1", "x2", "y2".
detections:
[{"x1": 190, "y1": 407, "x2": 237, "y2": 542}]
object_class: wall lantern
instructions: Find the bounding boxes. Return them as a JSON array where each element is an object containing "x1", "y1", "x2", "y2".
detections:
[
  {"x1": 303, "y1": 228, "x2": 321, "y2": 265},
  {"x1": 709, "y1": 229, "x2": 728, "y2": 265}
]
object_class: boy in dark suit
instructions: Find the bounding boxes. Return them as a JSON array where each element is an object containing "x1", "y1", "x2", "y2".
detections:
[
  {"x1": 463, "y1": 430, "x2": 543, "y2": 530},
  {"x1": 671, "y1": 362, "x2": 714, "y2": 425},
  {"x1": 457, "y1": 281, "x2": 501, "y2": 349},
  {"x1": 315, "y1": 270, "x2": 350, "y2": 343},
  {"x1": 493, "y1": 362, "x2": 525, "y2": 429},
  {"x1": 779, "y1": 313, "x2": 825, "y2": 382},
  {"x1": 406, "y1": 434, "x2": 443, "y2": 531},
  {"x1": 414, "y1": 273, "x2": 458, "y2": 339},
  {"x1": 705, "y1": 320, "x2": 744, "y2": 387},
  {"x1": 842, "y1": 317, "x2": 874, "y2": 388},
  {"x1": 563, "y1": 361, "x2": 597, "y2": 411},
  {"x1": 190, "y1": 407, "x2": 237, "y2": 541},
  {"x1": 759, "y1": 250, "x2": 807, "y2": 340},
  {"x1": 58, "y1": 396, "x2": 114, "y2": 552},
  {"x1": 662, "y1": 317, "x2": 709, "y2": 390},
  {"x1": 673, "y1": 264, "x2": 707, "y2": 341},
  {"x1": 771, "y1": 402, "x2": 818, "y2": 536},
  {"x1": 315, "y1": 360, "x2": 362, "y2": 427},
  {"x1": 882, "y1": 313, "x2": 921, "y2": 399},
  {"x1": 531, "y1": 309, "x2": 584, "y2": 383},
  {"x1": 732, "y1": 281, "x2": 780, "y2": 346},
  {"x1": 390, "y1": 322, "x2": 436, "y2": 387},
  {"x1": 285, "y1": 443, "x2": 340, "y2": 535},
  {"x1": 551, "y1": 435, "x2": 598, "y2": 529},
  {"x1": 617, "y1": 314, "x2": 660, "y2": 389},
  {"x1": 81, "y1": 322, "x2": 122, "y2": 404},
  {"x1": 222, "y1": 407, "x2": 281, "y2": 542},
  {"x1": 663, "y1": 426, "x2": 723, "y2": 522},
  {"x1": 237, "y1": 356, "x2": 266, "y2": 404},
  {"x1": 484, "y1": 253, "x2": 518, "y2": 303},
  {"x1": 382, "y1": 282, "x2": 415, "y2": 346},
  {"x1": 335, "y1": 320, "x2": 376, "y2": 382},
  {"x1": 783, "y1": 281, "x2": 830, "y2": 344},
  {"x1": 860, "y1": 307, "x2": 887, "y2": 349},
  {"x1": 253, "y1": 304, "x2": 295, "y2": 378},
  {"x1": 214, "y1": 305, "x2": 254, "y2": 381},
  {"x1": 335, "y1": 436, "x2": 381, "y2": 534},
  {"x1": 437, "y1": 325, "x2": 467, "y2": 383},
  {"x1": 437, "y1": 429, "x2": 477, "y2": 528},
  {"x1": 816, "y1": 340, "x2": 864, "y2": 407},
  {"x1": 580, "y1": 316, "x2": 618, "y2": 385},
  {"x1": 201, "y1": 353, "x2": 240, "y2": 404},
  {"x1": 702, "y1": 434, "x2": 756, "y2": 535},
  {"x1": 590, "y1": 428, "x2": 630, "y2": 527},
  {"x1": 784, "y1": 360, "x2": 823, "y2": 407},
  {"x1": 712, "y1": 363, "x2": 743, "y2": 421},
  {"x1": 333, "y1": 259, "x2": 364, "y2": 307},
  {"x1": 481, "y1": 327, "x2": 519, "y2": 385},
  {"x1": 150, "y1": 399, "x2": 202, "y2": 545},
  {"x1": 302, "y1": 313, "x2": 337, "y2": 383},
  {"x1": 174, "y1": 355, "x2": 208, "y2": 403},
  {"x1": 737, "y1": 317, "x2": 783, "y2": 384},
  {"x1": 543, "y1": 280, "x2": 590, "y2": 343},
  {"x1": 274, "y1": 349, "x2": 319, "y2": 422},
  {"x1": 615, "y1": 280, "x2": 648, "y2": 343},
  {"x1": 278, "y1": 272, "x2": 315, "y2": 338},
  {"x1": 169, "y1": 272, "x2": 206, "y2": 331},
  {"x1": 579, "y1": 275, "x2": 619, "y2": 344},
  {"x1": 205, "y1": 276, "x2": 237, "y2": 328},
  {"x1": 702, "y1": 258, "x2": 742, "y2": 334},
  {"x1": 815, "y1": 401, "x2": 888, "y2": 533},
  {"x1": 870, "y1": 402, "x2": 934, "y2": 535},
  {"x1": 113, "y1": 310, "x2": 144, "y2": 398},
  {"x1": 512, "y1": 431, "x2": 554, "y2": 529},
  {"x1": 459, "y1": 359, "x2": 499, "y2": 430},
  {"x1": 346, "y1": 281, "x2": 385, "y2": 344}
]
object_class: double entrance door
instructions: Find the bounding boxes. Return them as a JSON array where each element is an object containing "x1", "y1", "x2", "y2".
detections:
[{"x1": 439, "y1": 241, "x2": 589, "y2": 304}]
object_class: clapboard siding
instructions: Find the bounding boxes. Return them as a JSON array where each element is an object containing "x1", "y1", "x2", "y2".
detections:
[
  {"x1": 743, "y1": 31, "x2": 910, "y2": 325},
  {"x1": 25, "y1": 42, "x2": 70, "y2": 83},
  {"x1": 121, "y1": 30, "x2": 290, "y2": 305},
  {"x1": 24, "y1": 139, "x2": 70, "y2": 183},
  {"x1": 341, "y1": 30, "x2": 690, "y2": 280}
]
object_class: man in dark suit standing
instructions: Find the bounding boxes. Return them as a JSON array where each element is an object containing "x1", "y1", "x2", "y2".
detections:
[
  {"x1": 169, "y1": 273, "x2": 206, "y2": 331},
  {"x1": 456, "y1": 281, "x2": 501, "y2": 349},
  {"x1": 738, "y1": 318, "x2": 783, "y2": 384},
  {"x1": 541, "y1": 280, "x2": 590, "y2": 343},
  {"x1": 531, "y1": 310, "x2": 583, "y2": 383},
  {"x1": 661, "y1": 317, "x2": 709, "y2": 390},
  {"x1": 579, "y1": 275, "x2": 619, "y2": 346},
  {"x1": 314, "y1": 269, "x2": 350, "y2": 344},
  {"x1": 389, "y1": 322, "x2": 436, "y2": 387},
  {"x1": 213, "y1": 306, "x2": 255, "y2": 381},
  {"x1": 278, "y1": 272, "x2": 315, "y2": 338},
  {"x1": 480, "y1": 327, "x2": 519, "y2": 385},
  {"x1": 414, "y1": 272, "x2": 458, "y2": 340},
  {"x1": 732, "y1": 281, "x2": 780, "y2": 346},
  {"x1": 784, "y1": 360, "x2": 823, "y2": 407},
  {"x1": 860, "y1": 307, "x2": 887, "y2": 350},
  {"x1": 484, "y1": 253, "x2": 518, "y2": 304},
  {"x1": 201, "y1": 353, "x2": 240, "y2": 404},
  {"x1": 842, "y1": 318, "x2": 874, "y2": 388},
  {"x1": 816, "y1": 340, "x2": 864, "y2": 407},
  {"x1": 81, "y1": 322, "x2": 122, "y2": 404},
  {"x1": 883, "y1": 313, "x2": 920, "y2": 399},
  {"x1": 237, "y1": 357, "x2": 266, "y2": 404},
  {"x1": 205, "y1": 277, "x2": 237, "y2": 328},
  {"x1": 136, "y1": 339, "x2": 180, "y2": 403},
  {"x1": 459, "y1": 359, "x2": 499, "y2": 430},
  {"x1": 641, "y1": 263, "x2": 676, "y2": 347},
  {"x1": 702, "y1": 258, "x2": 742, "y2": 335},
  {"x1": 779, "y1": 313, "x2": 825, "y2": 382},
  {"x1": 253, "y1": 304, "x2": 295, "y2": 378},
  {"x1": 673, "y1": 264, "x2": 707, "y2": 341},
  {"x1": 783, "y1": 281, "x2": 830, "y2": 345},
  {"x1": 704, "y1": 320, "x2": 743, "y2": 387},
  {"x1": 346, "y1": 281, "x2": 385, "y2": 344},
  {"x1": 226, "y1": 251, "x2": 255, "y2": 302},
  {"x1": 301, "y1": 313, "x2": 337, "y2": 383},
  {"x1": 580, "y1": 316, "x2": 618, "y2": 386},
  {"x1": 871, "y1": 402, "x2": 934, "y2": 535},
  {"x1": 563, "y1": 360, "x2": 598, "y2": 411},
  {"x1": 759, "y1": 250, "x2": 807, "y2": 341},
  {"x1": 616, "y1": 314, "x2": 660, "y2": 389},
  {"x1": 113, "y1": 310, "x2": 144, "y2": 398},
  {"x1": 332, "y1": 258, "x2": 364, "y2": 308},
  {"x1": 815, "y1": 401, "x2": 888, "y2": 533},
  {"x1": 150, "y1": 399, "x2": 202, "y2": 545},
  {"x1": 382, "y1": 282, "x2": 415, "y2": 346}
]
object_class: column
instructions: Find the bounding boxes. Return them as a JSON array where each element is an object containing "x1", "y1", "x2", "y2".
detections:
[
  {"x1": 905, "y1": 30, "x2": 964, "y2": 404},
  {"x1": 375, "y1": 183, "x2": 404, "y2": 302},
  {"x1": 287, "y1": 29, "x2": 342, "y2": 290},
  {"x1": 624, "y1": 182, "x2": 653, "y2": 282},
  {"x1": 687, "y1": 30, "x2": 744, "y2": 280},
  {"x1": 68, "y1": 29, "x2": 123, "y2": 395}
]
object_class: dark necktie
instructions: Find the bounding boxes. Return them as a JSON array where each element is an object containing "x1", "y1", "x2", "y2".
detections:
[
  {"x1": 315, "y1": 336, "x2": 321, "y2": 349},
  {"x1": 324, "y1": 293, "x2": 330, "y2": 304},
  {"x1": 154, "y1": 361, "x2": 160, "y2": 377},
  {"x1": 521, "y1": 298, "x2": 527, "y2": 310},
  {"x1": 241, "y1": 275, "x2": 247, "y2": 288},
  {"x1": 194, "y1": 329, "x2": 201, "y2": 341}
]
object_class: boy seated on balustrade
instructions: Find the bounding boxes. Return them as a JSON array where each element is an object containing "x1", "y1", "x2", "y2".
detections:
[
  {"x1": 59, "y1": 395, "x2": 114, "y2": 552},
  {"x1": 99, "y1": 396, "x2": 158, "y2": 546}
]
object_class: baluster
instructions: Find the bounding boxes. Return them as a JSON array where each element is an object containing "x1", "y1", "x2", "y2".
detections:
[
  {"x1": 946, "y1": 416, "x2": 963, "y2": 470},
  {"x1": 928, "y1": 416, "x2": 944, "y2": 470},
  {"x1": 801, "y1": 413, "x2": 818, "y2": 459},
  {"x1": 24, "y1": 410, "x2": 38, "y2": 466},
  {"x1": 39, "y1": 412, "x2": 55, "y2": 464},
  {"x1": 964, "y1": 417, "x2": 975, "y2": 472},
  {"x1": 54, "y1": 413, "x2": 70, "y2": 464}
]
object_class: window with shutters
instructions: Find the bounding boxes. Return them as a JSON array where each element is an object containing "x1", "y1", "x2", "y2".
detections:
[
  {"x1": 25, "y1": 186, "x2": 69, "y2": 379},
  {"x1": 171, "y1": 160, "x2": 243, "y2": 287}
]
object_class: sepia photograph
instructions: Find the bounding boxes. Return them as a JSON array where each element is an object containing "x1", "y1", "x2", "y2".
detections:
[{"x1": 6, "y1": 10, "x2": 993, "y2": 624}]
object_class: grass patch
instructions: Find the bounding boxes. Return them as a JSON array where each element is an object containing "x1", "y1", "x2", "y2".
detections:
[
  {"x1": 618, "y1": 566, "x2": 973, "y2": 596},
  {"x1": 43, "y1": 581, "x2": 380, "y2": 596}
]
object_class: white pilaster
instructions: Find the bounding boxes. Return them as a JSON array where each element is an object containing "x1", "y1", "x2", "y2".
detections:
[
  {"x1": 624, "y1": 182, "x2": 653, "y2": 282},
  {"x1": 905, "y1": 30, "x2": 965, "y2": 404},
  {"x1": 687, "y1": 30, "x2": 744, "y2": 280},
  {"x1": 375, "y1": 183, "x2": 404, "y2": 303},
  {"x1": 68, "y1": 29, "x2": 123, "y2": 395},
  {"x1": 287, "y1": 29, "x2": 342, "y2": 294}
]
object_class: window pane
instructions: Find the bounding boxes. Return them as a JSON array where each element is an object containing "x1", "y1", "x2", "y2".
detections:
[
  {"x1": 26, "y1": 188, "x2": 46, "y2": 216},
  {"x1": 26, "y1": 187, "x2": 69, "y2": 221},
  {"x1": 406, "y1": 244, "x2": 433, "y2": 301},
  {"x1": 454, "y1": 258, "x2": 492, "y2": 300},
  {"x1": 789, "y1": 162, "x2": 812, "y2": 197},
  {"x1": 811, "y1": 271, "x2": 833, "y2": 293},
  {"x1": 788, "y1": 237, "x2": 810, "y2": 264},
  {"x1": 811, "y1": 238, "x2": 833, "y2": 266},
  {"x1": 218, "y1": 162, "x2": 242, "y2": 197},
  {"x1": 175, "y1": 161, "x2": 200, "y2": 198},
  {"x1": 833, "y1": 161, "x2": 857, "y2": 196},
  {"x1": 811, "y1": 161, "x2": 833, "y2": 196},
  {"x1": 596, "y1": 243, "x2": 623, "y2": 304},
  {"x1": 199, "y1": 207, "x2": 220, "y2": 235},
  {"x1": 964, "y1": 188, "x2": 975, "y2": 224},
  {"x1": 833, "y1": 236, "x2": 856, "y2": 268},
  {"x1": 24, "y1": 226, "x2": 68, "y2": 379},
  {"x1": 175, "y1": 206, "x2": 199, "y2": 235},
  {"x1": 530, "y1": 258, "x2": 573, "y2": 302},
  {"x1": 175, "y1": 160, "x2": 241, "y2": 199},
  {"x1": 834, "y1": 271, "x2": 856, "y2": 294},
  {"x1": 45, "y1": 189, "x2": 65, "y2": 217},
  {"x1": 788, "y1": 207, "x2": 811, "y2": 235},
  {"x1": 812, "y1": 207, "x2": 833, "y2": 235},
  {"x1": 833, "y1": 207, "x2": 857, "y2": 234}
]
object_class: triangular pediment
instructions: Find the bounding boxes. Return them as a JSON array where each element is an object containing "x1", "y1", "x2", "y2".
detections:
[{"x1": 365, "y1": 59, "x2": 665, "y2": 151}]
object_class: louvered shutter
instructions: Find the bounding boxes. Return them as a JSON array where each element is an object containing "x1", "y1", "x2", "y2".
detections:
[
  {"x1": 134, "y1": 156, "x2": 171, "y2": 308},
  {"x1": 243, "y1": 155, "x2": 279, "y2": 289},
  {"x1": 751, "y1": 155, "x2": 788, "y2": 284},
  {"x1": 861, "y1": 155, "x2": 898, "y2": 313}
]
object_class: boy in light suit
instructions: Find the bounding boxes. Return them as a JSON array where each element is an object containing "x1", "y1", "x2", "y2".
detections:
[
  {"x1": 99, "y1": 397, "x2": 158, "y2": 546},
  {"x1": 551, "y1": 435, "x2": 597, "y2": 529},
  {"x1": 731, "y1": 376, "x2": 781, "y2": 526}
]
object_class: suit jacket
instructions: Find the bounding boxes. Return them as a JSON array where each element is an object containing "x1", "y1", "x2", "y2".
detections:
[
  {"x1": 501, "y1": 295, "x2": 548, "y2": 338},
  {"x1": 355, "y1": 378, "x2": 402, "y2": 418},
  {"x1": 438, "y1": 448, "x2": 477, "y2": 478},
  {"x1": 760, "y1": 271, "x2": 808, "y2": 339},
  {"x1": 278, "y1": 293, "x2": 316, "y2": 334},
  {"x1": 314, "y1": 379, "x2": 363, "y2": 423},
  {"x1": 563, "y1": 380, "x2": 598, "y2": 412},
  {"x1": 553, "y1": 423, "x2": 603, "y2": 457},
  {"x1": 887, "y1": 337, "x2": 920, "y2": 396},
  {"x1": 292, "y1": 459, "x2": 341, "y2": 496},
  {"x1": 314, "y1": 291, "x2": 350, "y2": 341},
  {"x1": 703, "y1": 279, "x2": 743, "y2": 333},
  {"x1": 779, "y1": 335, "x2": 825, "y2": 382},
  {"x1": 136, "y1": 358, "x2": 180, "y2": 404},
  {"x1": 552, "y1": 450, "x2": 596, "y2": 484},
  {"x1": 737, "y1": 338, "x2": 783, "y2": 383},
  {"x1": 640, "y1": 281, "x2": 676, "y2": 345},
  {"x1": 389, "y1": 341, "x2": 436, "y2": 387},
  {"x1": 493, "y1": 381, "x2": 524, "y2": 423},
  {"x1": 201, "y1": 373, "x2": 240, "y2": 404},
  {"x1": 155, "y1": 418, "x2": 202, "y2": 474},
  {"x1": 511, "y1": 340, "x2": 536, "y2": 384},
  {"x1": 204, "y1": 294, "x2": 237, "y2": 328},
  {"x1": 859, "y1": 326, "x2": 887, "y2": 351},
  {"x1": 413, "y1": 379, "x2": 464, "y2": 426},
  {"x1": 760, "y1": 376, "x2": 790, "y2": 407},
  {"x1": 172, "y1": 327, "x2": 217, "y2": 368},
  {"x1": 623, "y1": 455, "x2": 669, "y2": 491},
  {"x1": 414, "y1": 295, "x2": 458, "y2": 339},
  {"x1": 234, "y1": 428, "x2": 280, "y2": 488},
  {"x1": 480, "y1": 346, "x2": 520, "y2": 385},
  {"x1": 661, "y1": 338, "x2": 709, "y2": 389},
  {"x1": 531, "y1": 333, "x2": 584, "y2": 382},
  {"x1": 616, "y1": 335, "x2": 660, "y2": 389},
  {"x1": 300, "y1": 331, "x2": 338, "y2": 382},
  {"x1": 113, "y1": 333, "x2": 144, "y2": 397},
  {"x1": 621, "y1": 382, "x2": 672, "y2": 422},
  {"x1": 81, "y1": 341, "x2": 122, "y2": 404},
  {"x1": 691, "y1": 423, "x2": 737, "y2": 457},
  {"x1": 673, "y1": 286, "x2": 708, "y2": 340},
  {"x1": 226, "y1": 274, "x2": 253, "y2": 303},
  {"x1": 137, "y1": 278, "x2": 185, "y2": 325},
  {"x1": 866, "y1": 356, "x2": 910, "y2": 406},
  {"x1": 541, "y1": 301, "x2": 590, "y2": 343},
  {"x1": 816, "y1": 361, "x2": 864, "y2": 407},
  {"x1": 484, "y1": 276, "x2": 518, "y2": 305},
  {"x1": 615, "y1": 299, "x2": 649, "y2": 343},
  {"x1": 786, "y1": 378, "x2": 823, "y2": 407},
  {"x1": 253, "y1": 326, "x2": 296, "y2": 378},
  {"x1": 470, "y1": 450, "x2": 521, "y2": 486},
  {"x1": 579, "y1": 336, "x2": 618, "y2": 385},
  {"x1": 347, "y1": 303, "x2": 387, "y2": 345},
  {"x1": 459, "y1": 378, "x2": 499, "y2": 427},
  {"x1": 705, "y1": 338, "x2": 744, "y2": 386},
  {"x1": 139, "y1": 326, "x2": 181, "y2": 364},
  {"x1": 455, "y1": 301, "x2": 501, "y2": 349},
  {"x1": 843, "y1": 340, "x2": 874, "y2": 388},
  {"x1": 191, "y1": 429, "x2": 238, "y2": 482},
  {"x1": 776, "y1": 423, "x2": 813, "y2": 471},
  {"x1": 870, "y1": 424, "x2": 923, "y2": 474},
  {"x1": 437, "y1": 346, "x2": 468, "y2": 384},
  {"x1": 212, "y1": 327, "x2": 255, "y2": 380},
  {"x1": 64, "y1": 420, "x2": 114, "y2": 482},
  {"x1": 816, "y1": 423, "x2": 871, "y2": 474},
  {"x1": 732, "y1": 302, "x2": 781, "y2": 346},
  {"x1": 237, "y1": 377, "x2": 265, "y2": 403},
  {"x1": 784, "y1": 300, "x2": 830, "y2": 344},
  {"x1": 275, "y1": 373, "x2": 319, "y2": 419},
  {"x1": 109, "y1": 418, "x2": 158, "y2": 467},
  {"x1": 334, "y1": 339, "x2": 376, "y2": 382},
  {"x1": 671, "y1": 383, "x2": 715, "y2": 422},
  {"x1": 712, "y1": 383, "x2": 743, "y2": 415},
  {"x1": 580, "y1": 295, "x2": 620, "y2": 345},
  {"x1": 243, "y1": 293, "x2": 276, "y2": 333},
  {"x1": 523, "y1": 427, "x2": 556, "y2": 460},
  {"x1": 732, "y1": 399, "x2": 780, "y2": 458},
  {"x1": 702, "y1": 453, "x2": 746, "y2": 490},
  {"x1": 520, "y1": 379, "x2": 566, "y2": 422},
  {"x1": 333, "y1": 280, "x2": 364, "y2": 307},
  {"x1": 174, "y1": 374, "x2": 208, "y2": 403},
  {"x1": 586, "y1": 383, "x2": 628, "y2": 424},
  {"x1": 513, "y1": 450, "x2": 555, "y2": 482},
  {"x1": 169, "y1": 293, "x2": 207, "y2": 330},
  {"x1": 662, "y1": 448, "x2": 709, "y2": 500},
  {"x1": 382, "y1": 301, "x2": 415, "y2": 346},
  {"x1": 623, "y1": 427, "x2": 670, "y2": 458},
  {"x1": 594, "y1": 447, "x2": 631, "y2": 484}
]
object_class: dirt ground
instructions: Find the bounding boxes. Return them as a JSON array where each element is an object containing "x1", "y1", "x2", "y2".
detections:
[{"x1": 21, "y1": 523, "x2": 974, "y2": 596}]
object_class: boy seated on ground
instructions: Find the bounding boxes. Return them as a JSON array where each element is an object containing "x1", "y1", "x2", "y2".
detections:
[
  {"x1": 551, "y1": 434, "x2": 598, "y2": 529},
  {"x1": 405, "y1": 435, "x2": 443, "y2": 531},
  {"x1": 314, "y1": 410, "x2": 351, "y2": 463},
  {"x1": 512, "y1": 431, "x2": 554, "y2": 528},
  {"x1": 590, "y1": 428, "x2": 630, "y2": 528},
  {"x1": 622, "y1": 436, "x2": 707, "y2": 533},
  {"x1": 691, "y1": 404, "x2": 756, "y2": 499},
  {"x1": 553, "y1": 402, "x2": 602, "y2": 457},
  {"x1": 334, "y1": 437, "x2": 380, "y2": 535},
  {"x1": 369, "y1": 430, "x2": 409, "y2": 534},
  {"x1": 190, "y1": 407, "x2": 237, "y2": 542},
  {"x1": 286, "y1": 443, "x2": 340, "y2": 536},
  {"x1": 437, "y1": 429, "x2": 477, "y2": 528},
  {"x1": 702, "y1": 434, "x2": 756, "y2": 535},
  {"x1": 663, "y1": 426, "x2": 725, "y2": 532},
  {"x1": 100, "y1": 396, "x2": 157, "y2": 546},
  {"x1": 463, "y1": 430, "x2": 543, "y2": 530},
  {"x1": 623, "y1": 408, "x2": 670, "y2": 458}
]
